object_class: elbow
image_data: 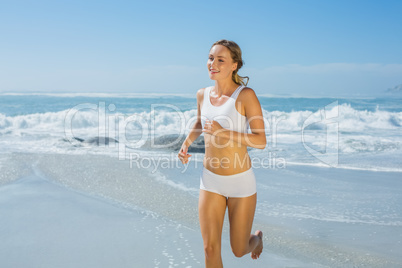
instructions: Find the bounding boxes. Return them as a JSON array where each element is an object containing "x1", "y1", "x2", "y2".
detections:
[
  {"x1": 254, "y1": 143, "x2": 266, "y2": 150},
  {"x1": 252, "y1": 135, "x2": 267, "y2": 149},
  {"x1": 194, "y1": 120, "x2": 203, "y2": 130}
]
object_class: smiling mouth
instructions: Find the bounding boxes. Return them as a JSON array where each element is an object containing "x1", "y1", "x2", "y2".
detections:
[{"x1": 210, "y1": 70, "x2": 220, "y2": 73}]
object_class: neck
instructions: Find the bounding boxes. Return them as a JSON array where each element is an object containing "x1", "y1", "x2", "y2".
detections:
[{"x1": 214, "y1": 78, "x2": 239, "y2": 97}]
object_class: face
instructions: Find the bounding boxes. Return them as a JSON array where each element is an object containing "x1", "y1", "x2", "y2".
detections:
[{"x1": 207, "y1": 45, "x2": 238, "y2": 81}]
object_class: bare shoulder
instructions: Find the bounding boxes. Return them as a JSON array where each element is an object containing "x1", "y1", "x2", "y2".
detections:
[
  {"x1": 238, "y1": 87, "x2": 263, "y2": 119},
  {"x1": 196, "y1": 87, "x2": 209, "y2": 103},
  {"x1": 238, "y1": 87, "x2": 260, "y2": 103},
  {"x1": 196, "y1": 87, "x2": 206, "y2": 99}
]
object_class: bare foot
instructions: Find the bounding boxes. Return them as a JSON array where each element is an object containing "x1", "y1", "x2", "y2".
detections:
[{"x1": 251, "y1": 230, "x2": 263, "y2": 260}]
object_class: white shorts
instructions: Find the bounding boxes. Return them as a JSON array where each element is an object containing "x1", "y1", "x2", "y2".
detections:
[{"x1": 200, "y1": 167, "x2": 257, "y2": 198}]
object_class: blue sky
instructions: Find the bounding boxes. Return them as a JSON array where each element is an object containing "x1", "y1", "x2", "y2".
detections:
[{"x1": 1, "y1": 0, "x2": 401, "y2": 97}]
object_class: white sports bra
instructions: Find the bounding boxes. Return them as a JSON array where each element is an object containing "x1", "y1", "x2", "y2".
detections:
[{"x1": 201, "y1": 85, "x2": 249, "y2": 133}]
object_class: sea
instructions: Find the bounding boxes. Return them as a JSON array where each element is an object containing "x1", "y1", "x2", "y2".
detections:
[
  {"x1": 0, "y1": 92, "x2": 401, "y2": 267},
  {"x1": 1, "y1": 92, "x2": 401, "y2": 171}
]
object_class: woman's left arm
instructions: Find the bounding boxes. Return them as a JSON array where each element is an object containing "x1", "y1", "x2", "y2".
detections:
[{"x1": 202, "y1": 88, "x2": 267, "y2": 149}]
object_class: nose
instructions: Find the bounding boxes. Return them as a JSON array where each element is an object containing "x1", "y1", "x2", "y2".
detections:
[{"x1": 209, "y1": 59, "x2": 216, "y2": 69}]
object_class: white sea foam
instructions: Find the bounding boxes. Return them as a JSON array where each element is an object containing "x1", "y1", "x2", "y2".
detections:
[
  {"x1": 1, "y1": 103, "x2": 400, "y2": 136},
  {"x1": 1, "y1": 103, "x2": 401, "y2": 171},
  {"x1": 151, "y1": 171, "x2": 199, "y2": 194},
  {"x1": 262, "y1": 103, "x2": 402, "y2": 132},
  {"x1": 258, "y1": 202, "x2": 402, "y2": 226}
]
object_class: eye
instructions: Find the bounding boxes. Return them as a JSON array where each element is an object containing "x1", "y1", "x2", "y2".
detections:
[
  {"x1": 219, "y1": 59, "x2": 224, "y2": 62},
  {"x1": 208, "y1": 56, "x2": 213, "y2": 60}
]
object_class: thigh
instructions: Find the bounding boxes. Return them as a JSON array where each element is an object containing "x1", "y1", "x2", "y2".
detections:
[
  {"x1": 227, "y1": 194, "x2": 257, "y2": 247},
  {"x1": 198, "y1": 190, "x2": 227, "y2": 245}
]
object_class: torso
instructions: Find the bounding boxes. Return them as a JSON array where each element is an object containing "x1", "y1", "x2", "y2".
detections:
[{"x1": 200, "y1": 86, "x2": 252, "y2": 175}]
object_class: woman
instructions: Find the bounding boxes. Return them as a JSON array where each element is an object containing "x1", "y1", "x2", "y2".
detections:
[{"x1": 178, "y1": 39, "x2": 266, "y2": 267}]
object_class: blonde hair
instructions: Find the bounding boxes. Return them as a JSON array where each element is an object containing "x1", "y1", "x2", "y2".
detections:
[{"x1": 211, "y1": 39, "x2": 249, "y2": 86}]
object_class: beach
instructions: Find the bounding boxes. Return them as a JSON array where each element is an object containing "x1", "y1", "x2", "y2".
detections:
[
  {"x1": 0, "y1": 93, "x2": 401, "y2": 267},
  {"x1": 1, "y1": 152, "x2": 401, "y2": 268}
]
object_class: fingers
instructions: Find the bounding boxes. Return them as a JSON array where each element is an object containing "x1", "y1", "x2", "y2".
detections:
[
  {"x1": 178, "y1": 154, "x2": 191, "y2": 161},
  {"x1": 179, "y1": 156, "x2": 190, "y2": 164},
  {"x1": 203, "y1": 120, "x2": 211, "y2": 133},
  {"x1": 178, "y1": 149, "x2": 191, "y2": 158},
  {"x1": 178, "y1": 149, "x2": 192, "y2": 164},
  {"x1": 203, "y1": 119, "x2": 219, "y2": 134}
]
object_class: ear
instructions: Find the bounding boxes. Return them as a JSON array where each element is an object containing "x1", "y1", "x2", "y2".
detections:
[{"x1": 232, "y1": 62, "x2": 238, "y2": 71}]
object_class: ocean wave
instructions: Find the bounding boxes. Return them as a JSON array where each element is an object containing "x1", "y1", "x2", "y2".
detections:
[
  {"x1": 263, "y1": 103, "x2": 402, "y2": 132},
  {"x1": 1, "y1": 103, "x2": 401, "y2": 134},
  {"x1": 1, "y1": 103, "x2": 401, "y2": 160}
]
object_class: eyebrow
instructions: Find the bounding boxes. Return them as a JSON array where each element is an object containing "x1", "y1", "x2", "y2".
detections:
[{"x1": 209, "y1": 54, "x2": 227, "y2": 58}]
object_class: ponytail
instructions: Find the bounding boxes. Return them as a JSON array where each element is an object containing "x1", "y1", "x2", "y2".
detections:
[{"x1": 233, "y1": 71, "x2": 249, "y2": 86}]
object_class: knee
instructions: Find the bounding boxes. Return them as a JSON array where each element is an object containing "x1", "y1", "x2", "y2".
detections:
[
  {"x1": 204, "y1": 243, "x2": 220, "y2": 260},
  {"x1": 231, "y1": 246, "x2": 247, "y2": 258}
]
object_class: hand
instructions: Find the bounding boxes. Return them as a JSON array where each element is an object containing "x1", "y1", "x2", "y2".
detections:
[
  {"x1": 202, "y1": 119, "x2": 223, "y2": 136},
  {"x1": 178, "y1": 144, "x2": 192, "y2": 164}
]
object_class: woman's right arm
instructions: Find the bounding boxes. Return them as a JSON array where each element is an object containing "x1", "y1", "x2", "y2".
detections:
[{"x1": 178, "y1": 88, "x2": 204, "y2": 164}]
